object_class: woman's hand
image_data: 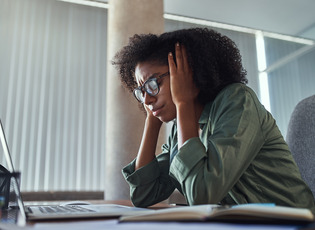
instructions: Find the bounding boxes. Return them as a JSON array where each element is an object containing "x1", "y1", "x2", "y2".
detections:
[
  {"x1": 143, "y1": 104, "x2": 163, "y2": 128},
  {"x1": 168, "y1": 43, "x2": 201, "y2": 148},
  {"x1": 135, "y1": 103, "x2": 162, "y2": 170},
  {"x1": 168, "y1": 43, "x2": 199, "y2": 106}
]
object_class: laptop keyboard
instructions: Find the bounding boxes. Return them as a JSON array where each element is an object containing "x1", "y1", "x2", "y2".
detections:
[{"x1": 30, "y1": 205, "x2": 96, "y2": 214}]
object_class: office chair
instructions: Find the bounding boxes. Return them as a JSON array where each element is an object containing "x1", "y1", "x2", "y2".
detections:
[{"x1": 286, "y1": 94, "x2": 315, "y2": 197}]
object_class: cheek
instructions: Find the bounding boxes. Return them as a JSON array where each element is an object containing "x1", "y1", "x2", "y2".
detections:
[
  {"x1": 159, "y1": 81, "x2": 172, "y2": 98},
  {"x1": 161, "y1": 85, "x2": 176, "y2": 112},
  {"x1": 165, "y1": 101, "x2": 177, "y2": 121}
]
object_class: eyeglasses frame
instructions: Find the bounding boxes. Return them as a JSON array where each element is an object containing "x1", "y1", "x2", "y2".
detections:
[{"x1": 133, "y1": 71, "x2": 170, "y2": 103}]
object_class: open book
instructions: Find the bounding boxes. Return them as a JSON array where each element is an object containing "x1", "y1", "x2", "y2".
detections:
[{"x1": 119, "y1": 204, "x2": 315, "y2": 224}]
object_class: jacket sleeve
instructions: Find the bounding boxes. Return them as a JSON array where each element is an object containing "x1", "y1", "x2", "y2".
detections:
[
  {"x1": 169, "y1": 85, "x2": 265, "y2": 205},
  {"x1": 122, "y1": 135, "x2": 176, "y2": 207}
]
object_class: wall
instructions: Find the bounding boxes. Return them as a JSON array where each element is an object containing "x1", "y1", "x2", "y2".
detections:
[
  {"x1": 1, "y1": 0, "x2": 314, "y2": 192},
  {"x1": 0, "y1": 0, "x2": 108, "y2": 191}
]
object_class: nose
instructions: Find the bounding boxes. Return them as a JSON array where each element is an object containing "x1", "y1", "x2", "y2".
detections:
[{"x1": 143, "y1": 92, "x2": 156, "y2": 105}]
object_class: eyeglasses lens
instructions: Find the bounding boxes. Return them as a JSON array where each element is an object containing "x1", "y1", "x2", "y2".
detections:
[
  {"x1": 133, "y1": 78, "x2": 160, "y2": 103},
  {"x1": 134, "y1": 89, "x2": 144, "y2": 102},
  {"x1": 145, "y1": 79, "x2": 159, "y2": 95}
]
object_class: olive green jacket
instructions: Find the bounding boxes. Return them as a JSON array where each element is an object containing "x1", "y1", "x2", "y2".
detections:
[{"x1": 122, "y1": 83, "x2": 315, "y2": 214}]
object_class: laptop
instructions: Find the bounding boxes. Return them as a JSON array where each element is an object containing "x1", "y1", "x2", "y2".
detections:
[{"x1": 0, "y1": 119, "x2": 152, "y2": 224}]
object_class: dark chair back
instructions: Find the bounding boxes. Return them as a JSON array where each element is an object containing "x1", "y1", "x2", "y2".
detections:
[{"x1": 286, "y1": 95, "x2": 315, "y2": 197}]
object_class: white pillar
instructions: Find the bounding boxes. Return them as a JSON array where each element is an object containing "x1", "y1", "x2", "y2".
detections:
[{"x1": 105, "y1": 0, "x2": 164, "y2": 200}]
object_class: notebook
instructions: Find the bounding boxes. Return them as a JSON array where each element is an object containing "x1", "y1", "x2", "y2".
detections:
[{"x1": 0, "y1": 119, "x2": 151, "y2": 224}]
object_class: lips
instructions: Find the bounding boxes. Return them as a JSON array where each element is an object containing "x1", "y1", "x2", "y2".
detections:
[
  {"x1": 151, "y1": 105, "x2": 163, "y2": 116},
  {"x1": 153, "y1": 109, "x2": 161, "y2": 116}
]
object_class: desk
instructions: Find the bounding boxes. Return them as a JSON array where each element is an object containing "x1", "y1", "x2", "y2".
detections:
[
  {"x1": 2, "y1": 200, "x2": 314, "y2": 230},
  {"x1": 29, "y1": 219, "x2": 312, "y2": 230}
]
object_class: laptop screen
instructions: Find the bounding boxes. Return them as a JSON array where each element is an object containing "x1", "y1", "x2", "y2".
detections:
[
  {"x1": 0, "y1": 119, "x2": 26, "y2": 225},
  {"x1": 0, "y1": 120, "x2": 15, "y2": 172}
]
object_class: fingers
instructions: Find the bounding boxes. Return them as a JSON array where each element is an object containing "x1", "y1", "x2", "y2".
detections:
[
  {"x1": 175, "y1": 42, "x2": 183, "y2": 71},
  {"x1": 168, "y1": 42, "x2": 189, "y2": 73},
  {"x1": 168, "y1": 51, "x2": 176, "y2": 76},
  {"x1": 181, "y1": 44, "x2": 189, "y2": 71}
]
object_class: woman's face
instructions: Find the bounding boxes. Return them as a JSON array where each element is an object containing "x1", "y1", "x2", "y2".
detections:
[{"x1": 135, "y1": 61, "x2": 176, "y2": 122}]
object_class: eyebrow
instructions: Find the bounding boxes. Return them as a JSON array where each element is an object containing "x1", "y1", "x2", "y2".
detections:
[
  {"x1": 138, "y1": 72, "x2": 160, "y2": 86},
  {"x1": 147, "y1": 73, "x2": 160, "y2": 80}
]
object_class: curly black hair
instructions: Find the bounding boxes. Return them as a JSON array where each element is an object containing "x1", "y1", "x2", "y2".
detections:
[{"x1": 112, "y1": 27, "x2": 247, "y2": 104}]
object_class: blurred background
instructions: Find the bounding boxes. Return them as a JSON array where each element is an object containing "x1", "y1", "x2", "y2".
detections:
[{"x1": 0, "y1": 0, "x2": 314, "y2": 197}]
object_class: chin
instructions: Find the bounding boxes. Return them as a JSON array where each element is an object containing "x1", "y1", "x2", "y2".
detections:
[
  {"x1": 159, "y1": 118, "x2": 171, "y2": 123},
  {"x1": 158, "y1": 114, "x2": 176, "y2": 123}
]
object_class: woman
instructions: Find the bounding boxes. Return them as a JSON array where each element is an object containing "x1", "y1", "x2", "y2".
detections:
[{"x1": 112, "y1": 28, "x2": 315, "y2": 213}]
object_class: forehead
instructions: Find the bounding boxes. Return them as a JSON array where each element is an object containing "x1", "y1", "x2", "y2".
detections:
[{"x1": 135, "y1": 62, "x2": 168, "y2": 84}]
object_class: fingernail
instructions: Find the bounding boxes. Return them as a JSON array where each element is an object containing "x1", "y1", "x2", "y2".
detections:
[
  {"x1": 169, "y1": 52, "x2": 172, "y2": 56},
  {"x1": 176, "y1": 42, "x2": 180, "y2": 47}
]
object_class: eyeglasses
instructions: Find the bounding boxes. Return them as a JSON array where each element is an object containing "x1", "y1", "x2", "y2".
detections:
[{"x1": 133, "y1": 72, "x2": 170, "y2": 103}]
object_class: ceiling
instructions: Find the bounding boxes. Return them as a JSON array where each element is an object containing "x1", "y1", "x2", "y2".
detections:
[
  {"x1": 163, "y1": 0, "x2": 315, "y2": 40},
  {"x1": 98, "y1": 0, "x2": 315, "y2": 41}
]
